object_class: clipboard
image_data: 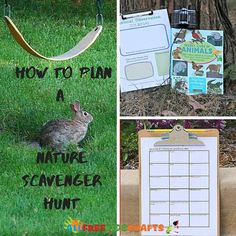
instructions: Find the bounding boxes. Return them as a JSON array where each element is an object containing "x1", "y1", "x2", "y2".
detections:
[
  {"x1": 120, "y1": 9, "x2": 171, "y2": 93},
  {"x1": 139, "y1": 125, "x2": 219, "y2": 236}
]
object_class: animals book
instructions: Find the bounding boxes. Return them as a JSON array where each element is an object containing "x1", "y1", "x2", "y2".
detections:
[
  {"x1": 120, "y1": 9, "x2": 171, "y2": 93},
  {"x1": 171, "y1": 29, "x2": 224, "y2": 95}
]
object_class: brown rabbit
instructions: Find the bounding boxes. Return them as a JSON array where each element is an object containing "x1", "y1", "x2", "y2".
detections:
[{"x1": 39, "y1": 101, "x2": 93, "y2": 150}]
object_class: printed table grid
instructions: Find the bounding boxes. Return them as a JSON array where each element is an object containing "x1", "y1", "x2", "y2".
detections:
[{"x1": 149, "y1": 150, "x2": 210, "y2": 228}]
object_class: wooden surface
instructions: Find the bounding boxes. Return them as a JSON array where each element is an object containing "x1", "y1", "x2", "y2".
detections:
[{"x1": 121, "y1": 169, "x2": 236, "y2": 236}]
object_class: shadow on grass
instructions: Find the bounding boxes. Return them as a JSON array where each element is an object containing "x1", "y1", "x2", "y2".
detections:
[{"x1": 1, "y1": 110, "x2": 45, "y2": 142}]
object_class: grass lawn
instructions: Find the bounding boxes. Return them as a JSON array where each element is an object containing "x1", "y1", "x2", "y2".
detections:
[{"x1": 0, "y1": 0, "x2": 116, "y2": 235}]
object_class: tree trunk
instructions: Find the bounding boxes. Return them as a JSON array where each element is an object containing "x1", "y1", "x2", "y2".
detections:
[
  {"x1": 121, "y1": 0, "x2": 164, "y2": 13},
  {"x1": 120, "y1": 0, "x2": 236, "y2": 65}
]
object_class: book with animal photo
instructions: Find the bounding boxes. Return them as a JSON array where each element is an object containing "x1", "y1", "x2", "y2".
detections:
[{"x1": 171, "y1": 29, "x2": 224, "y2": 95}]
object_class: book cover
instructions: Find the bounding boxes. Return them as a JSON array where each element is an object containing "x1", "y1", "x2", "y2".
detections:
[{"x1": 171, "y1": 29, "x2": 224, "y2": 95}]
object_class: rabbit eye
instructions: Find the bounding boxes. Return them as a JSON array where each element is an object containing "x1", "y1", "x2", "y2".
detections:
[{"x1": 84, "y1": 112, "x2": 88, "y2": 116}]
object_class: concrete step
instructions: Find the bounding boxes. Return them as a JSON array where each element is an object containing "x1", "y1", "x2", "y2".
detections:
[{"x1": 121, "y1": 168, "x2": 236, "y2": 236}]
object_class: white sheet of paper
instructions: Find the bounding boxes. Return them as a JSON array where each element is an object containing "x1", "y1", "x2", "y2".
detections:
[
  {"x1": 140, "y1": 137, "x2": 218, "y2": 236},
  {"x1": 120, "y1": 9, "x2": 171, "y2": 93}
]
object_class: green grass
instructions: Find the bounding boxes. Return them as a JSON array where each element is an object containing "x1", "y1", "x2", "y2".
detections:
[{"x1": 0, "y1": 0, "x2": 117, "y2": 235}]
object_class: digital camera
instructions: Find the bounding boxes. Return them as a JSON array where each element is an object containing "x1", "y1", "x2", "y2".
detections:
[{"x1": 171, "y1": 6, "x2": 197, "y2": 29}]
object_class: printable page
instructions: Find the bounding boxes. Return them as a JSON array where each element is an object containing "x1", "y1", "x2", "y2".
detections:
[
  {"x1": 120, "y1": 9, "x2": 171, "y2": 93},
  {"x1": 140, "y1": 137, "x2": 218, "y2": 236}
]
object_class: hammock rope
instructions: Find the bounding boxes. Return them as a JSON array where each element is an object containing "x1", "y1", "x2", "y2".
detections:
[
  {"x1": 4, "y1": 0, "x2": 11, "y2": 17},
  {"x1": 96, "y1": 0, "x2": 104, "y2": 25}
]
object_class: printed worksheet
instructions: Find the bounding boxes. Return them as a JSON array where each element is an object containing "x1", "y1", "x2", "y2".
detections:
[
  {"x1": 140, "y1": 134, "x2": 219, "y2": 236},
  {"x1": 120, "y1": 9, "x2": 171, "y2": 93}
]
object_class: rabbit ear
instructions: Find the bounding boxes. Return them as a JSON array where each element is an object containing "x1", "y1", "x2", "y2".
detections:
[{"x1": 70, "y1": 101, "x2": 81, "y2": 112}]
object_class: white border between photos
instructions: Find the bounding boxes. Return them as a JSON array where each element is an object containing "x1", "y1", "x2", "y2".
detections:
[{"x1": 117, "y1": 0, "x2": 121, "y2": 234}]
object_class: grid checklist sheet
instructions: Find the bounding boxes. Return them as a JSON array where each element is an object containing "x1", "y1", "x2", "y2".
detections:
[{"x1": 140, "y1": 136, "x2": 219, "y2": 236}]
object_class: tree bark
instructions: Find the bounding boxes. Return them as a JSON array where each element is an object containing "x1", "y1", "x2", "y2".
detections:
[
  {"x1": 120, "y1": 0, "x2": 154, "y2": 13},
  {"x1": 120, "y1": 0, "x2": 236, "y2": 65}
]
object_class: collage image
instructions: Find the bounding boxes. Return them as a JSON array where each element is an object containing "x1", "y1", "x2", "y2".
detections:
[{"x1": 0, "y1": 0, "x2": 236, "y2": 236}]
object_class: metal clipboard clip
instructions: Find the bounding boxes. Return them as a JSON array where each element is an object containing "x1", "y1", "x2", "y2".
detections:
[
  {"x1": 121, "y1": 9, "x2": 153, "y2": 20},
  {"x1": 154, "y1": 125, "x2": 205, "y2": 146}
]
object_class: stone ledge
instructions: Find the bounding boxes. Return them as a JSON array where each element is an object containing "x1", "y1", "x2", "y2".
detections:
[{"x1": 121, "y1": 168, "x2": 236, "y2": 236}]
